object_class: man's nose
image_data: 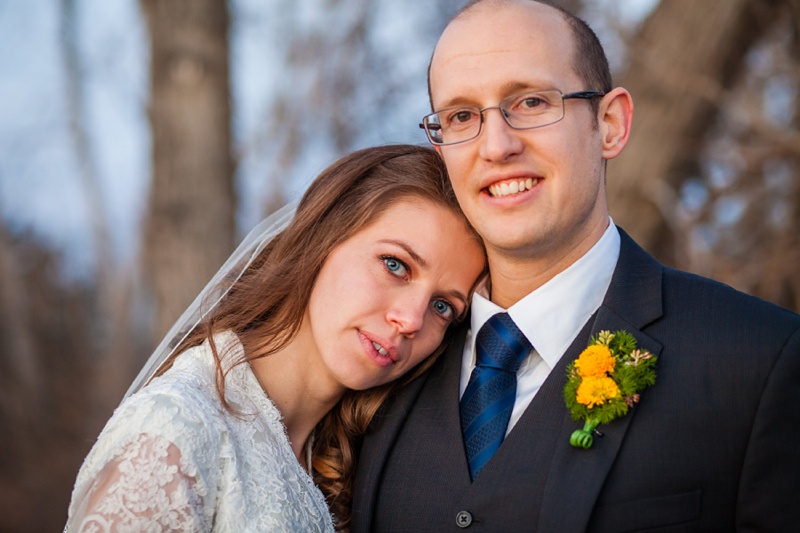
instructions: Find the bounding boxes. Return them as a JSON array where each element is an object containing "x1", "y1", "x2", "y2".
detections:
[{"x1": 478, "y1": 107, "x2": 524, "y2": 162}]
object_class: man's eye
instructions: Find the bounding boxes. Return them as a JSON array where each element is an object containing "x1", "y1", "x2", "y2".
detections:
[
  {"x1": 448, "y1": 109, "x2": 477, "y2": 125},
  {"x1": 519, "y1": 96, "x2": 545, "y2": 109},
  {"x1": 432, "y1": 299, "x2": 455, "y2": 320}
]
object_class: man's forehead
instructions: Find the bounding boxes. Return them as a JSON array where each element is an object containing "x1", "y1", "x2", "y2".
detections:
[
  {"x1": 432, "y1": 1, "x2": 571, "y2": 71},
  {"x1": 429, "y1": 3, "x2": 575, "y2": 105}
]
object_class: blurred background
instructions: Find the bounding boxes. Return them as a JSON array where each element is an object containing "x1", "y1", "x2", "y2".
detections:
[{"x1": 1, "y1": 0, "x2": 798, "y2": 529}]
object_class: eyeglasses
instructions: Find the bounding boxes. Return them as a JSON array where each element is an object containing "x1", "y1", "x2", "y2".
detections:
[{"x1": 419, "y1": 89, "x2": 605, "y2": 146}]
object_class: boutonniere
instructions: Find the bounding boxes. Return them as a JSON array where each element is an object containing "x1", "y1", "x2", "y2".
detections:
[{"x1": 563, "y1": 330, "x2": 657, "y2": 448}]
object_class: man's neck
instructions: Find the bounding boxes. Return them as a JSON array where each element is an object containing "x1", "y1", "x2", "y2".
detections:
[
  {"x1": 486, "y1": 254, "x2": 569, "y2": 308},
  {"x1": 485, "y1": 219, "x2": 610, "y2": 308}
]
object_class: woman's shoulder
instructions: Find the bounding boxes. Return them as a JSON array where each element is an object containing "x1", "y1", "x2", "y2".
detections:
[
  {"x1": 90, "y1": 382, "x2": 217, "y2": 473},
  {"x1": 85, "y1": 336, "x2": 241, "y2": 465}
]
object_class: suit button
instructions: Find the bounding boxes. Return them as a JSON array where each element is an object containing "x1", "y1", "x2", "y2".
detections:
[{"x1": 456, "y1": 510, "x2": 473, "y2": 528}]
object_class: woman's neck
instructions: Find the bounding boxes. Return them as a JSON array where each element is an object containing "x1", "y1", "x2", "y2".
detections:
[{"x1": 248, "y1": 334, "x2": 344, "y2": 466}]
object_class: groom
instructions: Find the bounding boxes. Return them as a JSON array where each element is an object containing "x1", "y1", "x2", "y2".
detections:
[{"x1": 352, "y1": 1, "x2": 800, "y2": 531}]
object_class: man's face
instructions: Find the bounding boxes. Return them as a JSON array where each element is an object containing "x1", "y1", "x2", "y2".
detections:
[{"x1": 430, "y1": 2, "x2": 610, "y2": 268}]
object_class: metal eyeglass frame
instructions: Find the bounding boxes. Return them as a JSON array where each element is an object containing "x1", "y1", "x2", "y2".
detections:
[{"x1": 419, "y1": 89, "x2": 606, "y2": 146}]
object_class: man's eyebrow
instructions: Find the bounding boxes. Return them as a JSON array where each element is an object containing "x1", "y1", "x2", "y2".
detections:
[
  {"x1": 435, "y1": 95, "x2": 477, "y2": 110},
  {"x1": 435, "y1": 81, "x2": 552, "y2": 110},
  {"x1": 378, "y1": 239, "x2": 428, "y2": 268}
]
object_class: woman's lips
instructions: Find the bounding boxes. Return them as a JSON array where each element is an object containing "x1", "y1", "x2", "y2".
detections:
[{"x1": 359, "y1": 331, "x2": 397, "y2": 368}]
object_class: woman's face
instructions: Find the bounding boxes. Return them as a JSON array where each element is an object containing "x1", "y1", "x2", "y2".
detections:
[{"x1": 301, "y1": 198, "x2": 485, "y2": 394}]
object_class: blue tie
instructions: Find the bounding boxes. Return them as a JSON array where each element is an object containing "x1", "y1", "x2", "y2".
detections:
[{"x1": 460, "y1": 313, "x2": 532, "y2": 481}]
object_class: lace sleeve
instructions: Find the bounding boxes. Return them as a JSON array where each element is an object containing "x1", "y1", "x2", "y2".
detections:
[
  {"x1": 68, "y1": 433, "x2": 208, "y2": 532},
  {"x1": 67, "y1": 381, "x2": 222, "y2": 532}
]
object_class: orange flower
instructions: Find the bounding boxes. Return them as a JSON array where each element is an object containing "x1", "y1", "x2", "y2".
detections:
[
  {"x1": 575, "y1": 345, "x2": 616, "y2": 377},
  {"x1": 576, "y1": 376, "x2": 621, "y2": 408}
]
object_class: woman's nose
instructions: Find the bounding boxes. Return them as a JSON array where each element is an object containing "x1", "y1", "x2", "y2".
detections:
[{"x1": 386, "y1": 292, "x2": 428, "y2": 337}]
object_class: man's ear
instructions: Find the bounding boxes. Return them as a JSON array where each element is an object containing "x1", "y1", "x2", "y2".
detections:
[{"x1": 599, "y1": 87, "x2": 633, "y2": 160}]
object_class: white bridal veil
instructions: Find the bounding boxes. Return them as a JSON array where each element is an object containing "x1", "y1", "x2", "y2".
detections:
[{"x1": 123, "y1": 202, "x2": 298, "y2": 399}]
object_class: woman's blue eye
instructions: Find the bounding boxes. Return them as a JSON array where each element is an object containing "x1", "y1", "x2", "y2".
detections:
[
  {"x1": 432, "y1": 299, "x2": 455, "y2": 320},
  {"x1": 383, "y1": 257, "x2": 408, "y2": 277}
]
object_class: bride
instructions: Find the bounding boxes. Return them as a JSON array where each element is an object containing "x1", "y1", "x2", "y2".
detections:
[{"x1": 65, "y1": 144, "x2": 486, "y2": 532}]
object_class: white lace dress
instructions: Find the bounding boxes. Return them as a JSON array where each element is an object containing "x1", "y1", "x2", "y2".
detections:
[{"x1": 65, "y1": 331, "x2": 335, "y2": 532}]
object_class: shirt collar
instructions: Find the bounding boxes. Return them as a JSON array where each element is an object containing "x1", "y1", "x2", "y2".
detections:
[{"x1": 469, "y1": 219, "x2": 621, "y2": 368}]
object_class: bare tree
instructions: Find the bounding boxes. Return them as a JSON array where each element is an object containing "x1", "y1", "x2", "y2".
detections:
[
  {"x1": 60, "y1": 0, "x2": 139, "y2": 410},
  {"x1": 605, "y1": 0, "x2": 800, "y2": 312},
  {"x1": 140, "y1": 0, "x2": 236, "y2": 340},
  {"x1": 608, "y1": 0, "x2": 784, "y2": 265},
  {"x1": 0, "y1": 1, "x2": 144, "y2": 529},
  {"x1": 0, "y1": 226, "x2": 102, "y2": 531},
  {"x1": 256, "y1": 0, "x2": 453, "y2": 212},
  {"x1": 687, "y1": 0, "x2": 800, "y2": 310}
]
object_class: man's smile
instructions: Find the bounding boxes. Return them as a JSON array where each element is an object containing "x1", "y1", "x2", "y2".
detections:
[{"x1": 487, "y1": 177, "x2": 540, "y2": 198}]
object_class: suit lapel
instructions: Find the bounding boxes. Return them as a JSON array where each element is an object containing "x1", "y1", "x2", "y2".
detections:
[{"x1": 538, "y1": 229, "x2": 665, "y2": 532}]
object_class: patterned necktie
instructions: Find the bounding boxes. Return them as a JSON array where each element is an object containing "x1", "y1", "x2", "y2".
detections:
[{"x1": 460, "y1": 312, "x2": 532, "y2": 481}]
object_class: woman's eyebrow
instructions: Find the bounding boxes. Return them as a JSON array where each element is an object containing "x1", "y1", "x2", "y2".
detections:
[
  {"x1": 378, "y1": 239, "x2": 427, "y2": 268},
  {"x1": 443, "y1": 289, "x2": 469, "y2": 309}
]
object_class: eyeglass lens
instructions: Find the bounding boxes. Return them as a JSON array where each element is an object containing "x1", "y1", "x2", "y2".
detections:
[{"x1": 424, "y1": 90, "x2": 566, "y2": 145}]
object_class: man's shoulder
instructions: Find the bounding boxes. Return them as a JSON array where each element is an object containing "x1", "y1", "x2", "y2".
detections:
[
  {"x1": 618, "y1": 227, "x2": 798, "y2": 326},
  {"x1": 652, "y1": 267, "x2": 800, "y2": 362},
  {"x1": 662, "y1": 264, "x2": 798, "y2": 322}
]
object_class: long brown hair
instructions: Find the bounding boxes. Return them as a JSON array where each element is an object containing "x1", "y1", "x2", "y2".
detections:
[{"x1": 155, "y1": 144, "x2": 485, "y2": 529}]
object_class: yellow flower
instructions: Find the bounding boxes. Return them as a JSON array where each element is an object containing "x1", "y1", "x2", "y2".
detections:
[
  {"x1": 575, "y1": 345, "x2": 616, "y2": 377},
  {"x1": 576, "y1": 376, "x2": 621, "y2": 408}
]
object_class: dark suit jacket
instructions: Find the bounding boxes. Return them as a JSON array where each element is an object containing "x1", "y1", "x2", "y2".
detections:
[{"x1": 352, "y1": 229, "x2": 800, "y2": 532}]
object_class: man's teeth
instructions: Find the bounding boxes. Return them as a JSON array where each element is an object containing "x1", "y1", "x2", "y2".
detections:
[
  {"x1": 488, "y1": 178, "x2": 539, "y2": 198},
  {"x1": 372, "y1": 341, "x2": 389, "y2": 356}
]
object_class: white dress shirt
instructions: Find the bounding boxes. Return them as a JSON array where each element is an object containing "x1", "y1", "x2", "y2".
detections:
[{"x1": 460, "y1": 219, "x2": 621, "y2": 434}]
